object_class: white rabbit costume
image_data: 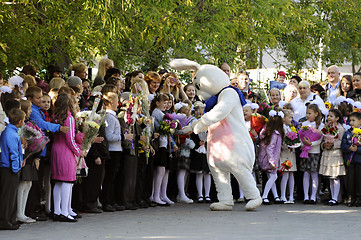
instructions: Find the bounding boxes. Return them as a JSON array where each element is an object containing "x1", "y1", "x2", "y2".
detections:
[{"x1": 170, "y1": 59, "x2": 262, "y2": 211}]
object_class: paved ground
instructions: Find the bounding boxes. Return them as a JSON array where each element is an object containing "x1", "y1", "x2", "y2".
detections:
[{"x1": 1, "y1": 201, "x2": 361, "y2": 240}]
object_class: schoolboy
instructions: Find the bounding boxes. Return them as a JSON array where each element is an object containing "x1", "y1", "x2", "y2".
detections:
[
  {"x1": 341, "y1": 111, "x2": 361, "y2": 206},
  {"x1": 0, "y1": 108, "x2": 26, "y2": 230}
]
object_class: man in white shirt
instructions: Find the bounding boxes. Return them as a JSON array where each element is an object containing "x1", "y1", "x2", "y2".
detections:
[{"x1": 326, "y1": 65, "x2": 341, "y2": 104}]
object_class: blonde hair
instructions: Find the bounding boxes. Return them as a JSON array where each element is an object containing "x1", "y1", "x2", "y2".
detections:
[
  {"x1": 97, "y1": 58, "x2": 114, "y2": 78},
  {"x1": 69, "y1": 63, "x2": 87, "y2": 75},
  {"x1": 102, "y1": 91, "x2": 118, "y2": 106},
  {"x1": 49, "y1": 77, "x2": 66, "y2": 90},
  {"x1": 23, "y1": 75, "x2": 36, "y2": 87}
]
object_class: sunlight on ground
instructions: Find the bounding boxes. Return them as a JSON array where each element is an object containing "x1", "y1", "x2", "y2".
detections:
[{"x1": 284, "y1": 210, "x2": 358, "y2": 214}]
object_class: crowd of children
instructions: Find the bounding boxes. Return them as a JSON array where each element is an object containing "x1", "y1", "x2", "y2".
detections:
[{"x1": 1, "y1": 63, "x2": 361, "y2": 231}]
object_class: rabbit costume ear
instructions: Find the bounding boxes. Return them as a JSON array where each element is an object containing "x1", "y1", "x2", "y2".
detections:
[{"x1": 169, "y1": 59, "x2": 201, "y2": 71}]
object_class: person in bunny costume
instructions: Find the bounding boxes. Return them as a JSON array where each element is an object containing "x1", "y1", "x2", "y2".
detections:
[{"x1": 170, "y1": 59, "x2": 262, "y2": 211}]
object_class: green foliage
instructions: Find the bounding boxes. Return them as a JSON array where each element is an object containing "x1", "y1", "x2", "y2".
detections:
[{"x1": 1, "y1": 0, "x2": 361, "y2": 74}]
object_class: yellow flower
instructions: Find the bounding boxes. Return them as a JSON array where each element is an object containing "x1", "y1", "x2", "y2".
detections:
[
  {"x1": 86, "y1": 121, "x2": 100, "y2": 129},
  {"x1": 353, "y1": 128, "x2": 361, "y2": 135},
  {"x1": 290, "y1": 126, "x2": 297, "y2": 133},
  {"x1": 325, "y1": 102, "x2": 331, "y2": 110}
]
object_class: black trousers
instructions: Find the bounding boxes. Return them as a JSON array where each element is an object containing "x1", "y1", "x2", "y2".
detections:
[
  {"x1": 143, "y1": 154, "x2": 155, "y2": 201},
  {"x1": 135, "y1": 153, "x2": 147, "y2": 203},
  {"x1": 115, "y1": 150, "x2": 138, "y2": 206},
  {"x1": 82, "y1": 163, "x2": 104, "y2": 210},
  {"x1": 346, "y1": 164, "x2": 361, "y2": 200},
  {"x1": 101, "y1": 151, "x2": 121, "y2": 206},
  {"x1": 0, "y1": 168, "x2": 19, "y2": 225}
]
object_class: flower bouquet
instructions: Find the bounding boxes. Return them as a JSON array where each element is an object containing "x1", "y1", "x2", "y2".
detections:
[
  {"x1": 19, "y1": 121, "x2": 49, "y2": 159},
  {"x1": 298, "y1": 125, "x2": 322, "y2": 158},
  {"x1": 347, "y1": 128, "x2": 361, "y2": 166},
  {"x1": 158, "y1": 114, "x2": 180, "y2": 136},
  {"x1": 279, "y1": 160, "x2": 293, "y2": 176},
  {"x1": 284, "y1": 130, "x2": 301, "y2": 148},
  {"x1": 321, "y1": 123, "x2": 338, "y2": 143},
  {"x1": 257, "y1": 102, "x2": 271, "y2": 119}
]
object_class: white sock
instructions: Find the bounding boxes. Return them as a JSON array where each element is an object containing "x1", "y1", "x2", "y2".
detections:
[
  {"x1": 161, "y1": 170, "x2": 172, "y2": 203},
  {"x1": 280, "y1": 172, "x2": 289, "y2": 201},
  {"x1": 53, "y1": 182, "x2": 62, "y2": 215},
  {"x1": 153, "y1": 167, "x2": 166, "y2": 204},
  {"x1": 61, "y1": 183, "x2": 72, "y2": 217},
  {"x1": 23, "y1": 181, "x2": 32, "y2": 218},
  {"x1": 204, "y1": 174, "x2": 211, "y2": 197},
  {"x1": 177, "y1": 169, "x2": 187, "y2": 198},
  {"x1": 303, "y1": 171, "x2": 310, "y2": 200},
  {"x1": 68, "y1": 184, "x2": 76, "y2": 216},
  {"x1": 262, "y1": 173, "x2": 278, "y2": 199},
  {"x1": 288, "y1": 172, "x2": 295, "y2": 201},
  {"x1": 17, "y1": 181, "x2": 26, "y2": 219},
  {"x1": 310, "y1": 172, "x2": 319, "y2": 201},
  {"x1": 331, "y1": 178, "x2": 340, "y2": 201},
  {"x1": 196, "y1": 173, "x2": 203, "y2": 197}
]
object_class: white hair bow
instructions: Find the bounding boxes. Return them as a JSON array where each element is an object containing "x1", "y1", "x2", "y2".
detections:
[
  {"x1": 354, "y1": 101, "x2": 361, "y2": 109},
  {"x1": 334, "y1": 96, "x2": 347, "y2": 106},
  {"x1": 8, "y1": 76, "x2": 24, "y2": 88},
  {"x1": 269, "y1": 110, "x2": 284, "y2": 118},
  {"x1": 175, "y1": 102, "x2": 189, "y2": 111},
  {"x1": 244, "y1": 103, "x2": 259, "y2": 110},
  {"x1": 0, "y1": 86, "x2": 12, "y2": 94}
]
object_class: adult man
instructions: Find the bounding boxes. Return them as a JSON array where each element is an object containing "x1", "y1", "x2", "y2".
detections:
[
  {"x1": 325, "y1": 65, "x2": 341, "y2": 104},
  {"x1": 220, "y1": 63, "x2": 231, "y2": 78}
]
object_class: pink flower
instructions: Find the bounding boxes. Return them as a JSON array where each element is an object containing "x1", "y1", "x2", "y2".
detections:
[
  {"x1": 170, "y1": 121, "x2": 177, "y2": 129},
  {"x1": 286, "y1": 131, "x2": 298, "y2": 141},
  {"x1": 164, "y1": 113, "x2": 173, "y2": 120}
]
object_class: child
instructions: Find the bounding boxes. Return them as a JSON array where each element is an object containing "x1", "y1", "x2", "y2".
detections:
[
  {"x1": 270, "y1": 71, "x2": 287, "y2": 91},
  {"x1": 279, "y1": 109, "x2": 298, "y2": 204},
  {"x1": 102, "y1": 92, "x2": 128, "y2": 212},
  {"x1": 150, "y1": 93, "x2": 172, "y2": 206},
  {"x1": 239, "y1": 103, "x2": 264, "y2": 202},
  {"x1": 319, "y1": 109, "x2": 345, "y2": 205},
  {"x1": 299, "y1": 104, "x2": 324, "y2": 204},
  {"x1": 175, "y1": 102, "x2": 195, "y2": 204},
  {"x1": 0, "y1": 108, "x2": 26, "y2": 230},
  {"x1": 16, "y1": 100, "x2": 37, "y2": 223},
  {"x1": 51, "y1": 93, "x2": 83, "y2": 222},
  {"x1": 190, "y1": 102, "x2": 211, "y2": 203},
  {"x1": 258, "y1": 110, "x2": 284, "y2": 204},
  {"x1": 40, "y1": 94, "x2": 53, "y2": 214},
  {"x1": 341, "y1": 111, "x2": 361, "y2": 207}
]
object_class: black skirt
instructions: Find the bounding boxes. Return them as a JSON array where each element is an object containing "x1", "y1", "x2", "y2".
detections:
[{"x1": 190, "y1": 152, "x2": 210, "y2": 174}]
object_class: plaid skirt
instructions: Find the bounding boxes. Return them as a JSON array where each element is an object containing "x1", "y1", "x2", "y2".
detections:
[{"x1": 299, "y1": 153, "x2": 321, "y2": 172}]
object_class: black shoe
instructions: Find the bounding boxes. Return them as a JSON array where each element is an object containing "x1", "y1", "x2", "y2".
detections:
[
  {"x1": 138, "y1": 200, "x2": 149, "y2": 208},
  {"x1": 262, "y1": 198, "x2": 271, "y2": 205},
  {"x1": 84, "y1": 208, "x2": 103, "y2": 213},
  {"x1": 205, "y1": 196, "x2": 212, "y2": 203},
  {"x1": 70, "y1": 213, "x2": 82, "y2": 219},
  {"x1": 0, "y1": 222, "x2": 19, "y2": 230},
  {"x1": 197, "y1": 196, "x2": 204, "y2": 203},
  {"x1": 59, "y1": 215, "x2": 77, "y2": 222},
  {"x1": 112, "y1": 204, "x2": 125, "y2": 211},
  {"x1": 155, "y1": 202, "x2": 170, "y2": 207},
  {"x1": 309, "y1": 199, "x2": 316, "y2": 205},
  {"x1": 274, "y1": 197, "x2": 284, "y2": 204},
  {"x1": 303, "y1": 199, "x2": 310, "y2": 204},
  {"x1": 102, "y1": 204, "x2": 116, "y2": 212},
  {"x1": 125, "y1": 203, "x2": 139, "y2": 210},
  {"x1": 328, "y1": 200, "x2": 338, "y2": 206},
  {"x1": 53, "y1": 214, "x2": 61, "y2": 222}
]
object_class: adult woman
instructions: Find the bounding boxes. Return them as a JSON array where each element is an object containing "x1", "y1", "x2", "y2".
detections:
[
  {"x1": 184, "y1": 84, "x2": 199, "y2": 103},
  {"x1": 94, "y1": 58, "x2": 114, "y2": 84},
  {"x1": 338, "y1": 75, "x2": 353, "y2": 97},
  {"x1": 144, "y1": 71, "x2": 161, "y2": 100},
  {"x1": 283, "y1": 85, "x2": 299, "y2": 103},
  {"x1": 159, "y1": 72, "x2": 187, "y2": 103},
  {"x1": 69, "y1": 63, "x2": 88, "y2": 80},
  {"x1": 347, "y1": 73, "x2": 361, "y2": 101},
  {"x1": 290, "y1": 81, "x2": 326, "y2": 121},
  {"x1": 269, "y1": 88, "x2": 285, "y2": 108},
  {"x1": 49, "y1": 77, "x2": 66, "y2": 90},
  {"x1": 289, "y1": 76, "x2": 302, "y2": 88},
  {"x1": 311, "y1": 84, "x2": 327, "y2": 101}
]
